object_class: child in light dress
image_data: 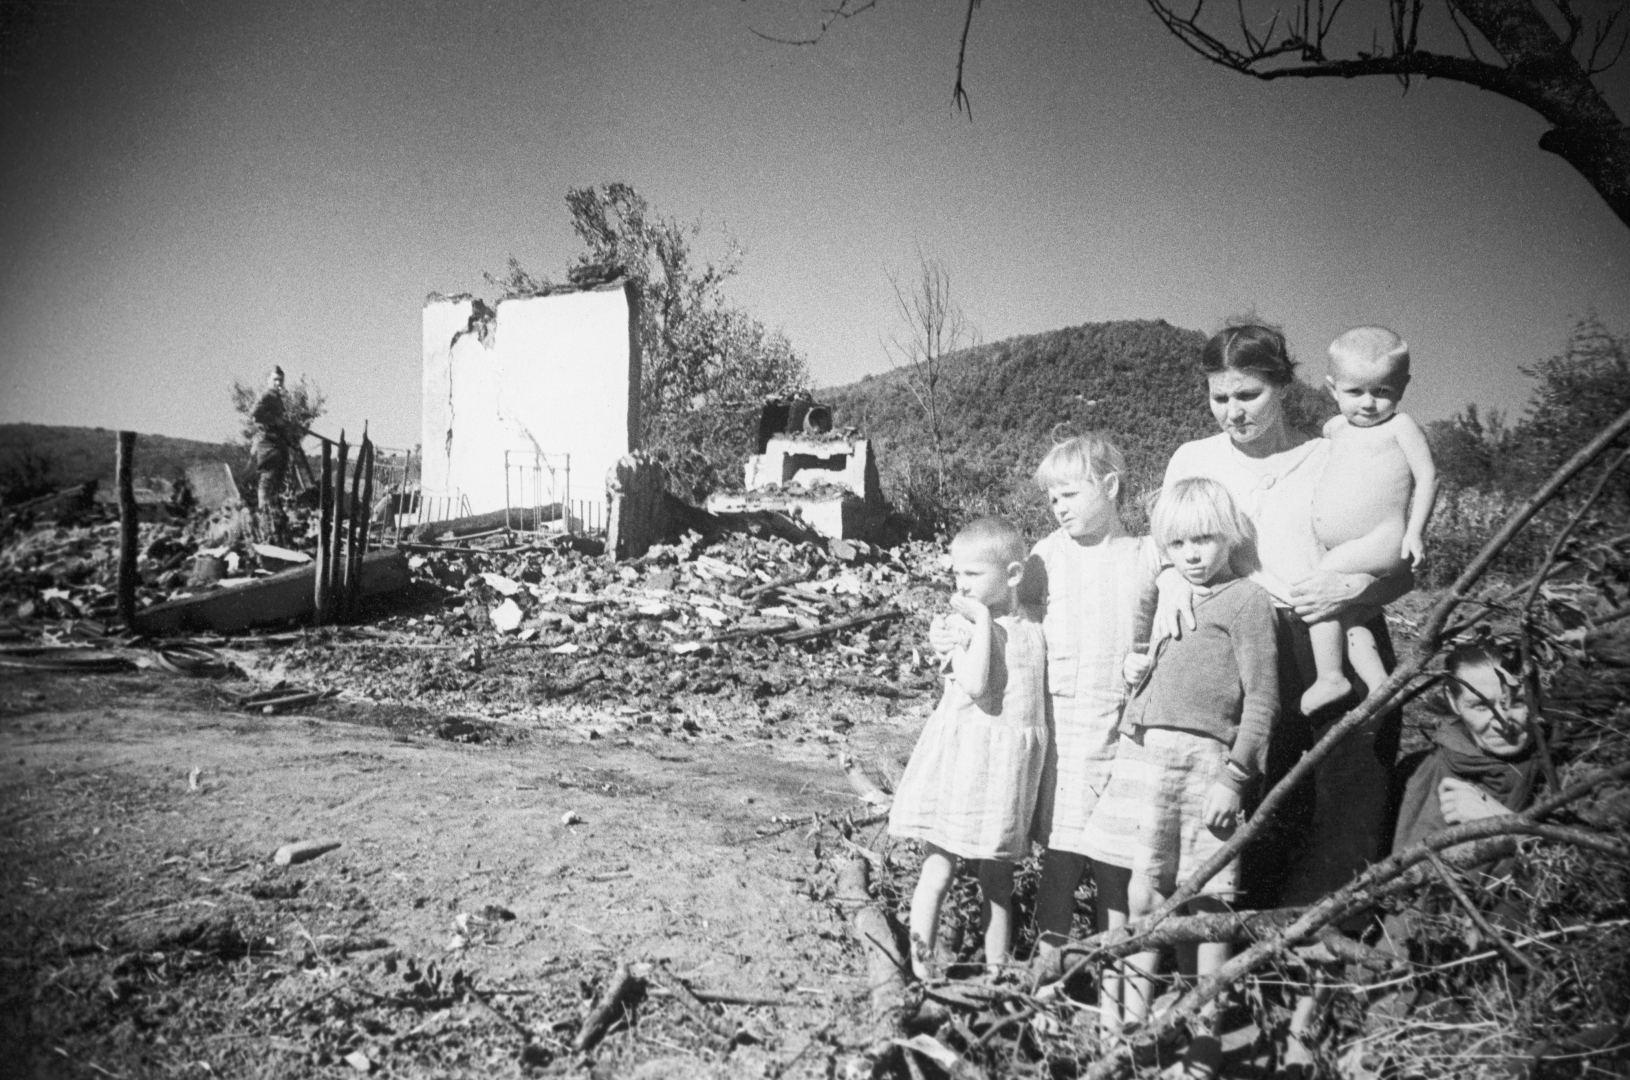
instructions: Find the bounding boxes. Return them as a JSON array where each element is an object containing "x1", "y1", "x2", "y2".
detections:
[
  {"x1": 889, "y1": 517, "x2": 1048, "y2": 978},
  {"x1": 1081, "y1": 478, "x2": 1279, "y2": 1034},
  {"x1": 1019, "y1": 436, "x2": 1160, "y2": 996},
  {"x1": 1302, "y1": 326, "x2": 1438, "y2": 715}
]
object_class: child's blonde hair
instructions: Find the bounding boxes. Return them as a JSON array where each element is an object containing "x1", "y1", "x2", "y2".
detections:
[
  {"x1": 1150, "y1": 479, "x2": 1257, "y2": 567},
  {"x1": 952, "y1": 516, "x2": 1028, "y2": 567},
  {"x1": 1328, "y1": 326, "x2": 1410, "y2": 377},
  {"x1": 1033, "y1": 432, "x2": 1127, "y2": 507}
]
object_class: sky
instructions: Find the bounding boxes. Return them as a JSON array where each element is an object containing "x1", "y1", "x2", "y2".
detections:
[{"x1": 1, "y1": 0, "x2": 1627, "y2": 452}]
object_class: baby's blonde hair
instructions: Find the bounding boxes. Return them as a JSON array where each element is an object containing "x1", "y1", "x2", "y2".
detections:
[
  {"x1": 1150, "y1": 478, "x2": 1257, "y2": 567},
  {"x1": 1328, "y1": 326, "x2": 1410, "y2": 377},
  {"x1": 1033, "y1": 432, "x2": 1127, "y2": 507}
]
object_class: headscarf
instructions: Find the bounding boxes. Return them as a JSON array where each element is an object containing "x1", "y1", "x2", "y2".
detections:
[{"x1": 1391, "y1": 719, "x2": 1540, "y2": 855}]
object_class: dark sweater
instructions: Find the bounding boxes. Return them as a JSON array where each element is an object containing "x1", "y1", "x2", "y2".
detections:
[{"x1": 1122, "y1": 577, "x2": 1280, "y2": 777}]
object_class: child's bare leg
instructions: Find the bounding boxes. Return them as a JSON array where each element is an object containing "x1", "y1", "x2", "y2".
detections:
[
  {"x1": 1093, "y1": 862, "x2": 1132, "y2": 1032},
  {"x1": 1184, "y1": 895, "x2": 1231, "y2": 986},
  {"x1": 1121, "y1": 872, "x2": 1163, "y2": 1027},
  {"x1": 1032, "y1": 848, "x2": 1087, "y2": 982},
  {"x1": 1343, "y1": 611, "x2": 1387, "y2": 695},
  {"x1": 1301, "y1": 617, "x2": 1352, "y2": 716},
  {"x1": 1317, "y1": 520, "x2": 1408, "y2": 579},
  {"x1": 1302, "y1": 523, "x2": 1403, "y2": 716},
  {"x1": 977, "y1": 859, "x2": 1016, "y2": 973},
  {"x1": 909, "y1": 845, "x2": 956, "y2": 980}
]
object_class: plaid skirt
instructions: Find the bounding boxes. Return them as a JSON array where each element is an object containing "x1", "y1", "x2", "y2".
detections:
[
  {"x1": 1030, "y1": 690, "x2": 1123, "y2": 855},
  {"x1": 1079, "y1": 725, "x2": 1239, "y2": 898}
]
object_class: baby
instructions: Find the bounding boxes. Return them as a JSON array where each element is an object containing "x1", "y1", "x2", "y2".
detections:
[{"x1": 1302, "y1": 327, "x2": 1438, "y2": 716}]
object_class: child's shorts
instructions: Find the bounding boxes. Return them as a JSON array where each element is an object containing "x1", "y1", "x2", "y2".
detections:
[{"x1": 1080, "y1": 725, "x2": 1239, "y2": 899}]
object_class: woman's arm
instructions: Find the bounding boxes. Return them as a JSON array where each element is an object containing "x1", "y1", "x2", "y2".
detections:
[
  {"x1": 1287, "y1": 567, "x2": 1414, "y2": 624},
  {"x1": 1153, "y1": 566, "x2": 1197, "y2": 641},
  {"x1": 1393, "y1": 414, "x2": 1439, "y2": 567}
]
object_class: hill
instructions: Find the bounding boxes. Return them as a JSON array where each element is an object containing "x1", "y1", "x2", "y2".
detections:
[
  {"x1": 0, "y1": 424, "x2": 246, "y2": 503},
  {"x1": 821, "y1": 318, "x2": 1334, "y2": 535}
]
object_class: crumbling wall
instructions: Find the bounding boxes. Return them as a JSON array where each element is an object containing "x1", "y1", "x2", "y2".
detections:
[{"x1": 420, "y1": 283, "x2": 641, "y2": 520}]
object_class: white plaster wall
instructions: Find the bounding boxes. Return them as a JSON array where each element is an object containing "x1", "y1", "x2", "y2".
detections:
[
  {"x1": 421, "y1": 285, "x2": 639, "y2": 518},
  {"x1": 420, "y1": 298, "x2": 473, "y2": 498}
]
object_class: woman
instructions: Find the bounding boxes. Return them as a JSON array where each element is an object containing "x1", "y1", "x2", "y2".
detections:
[{"x1": 1160, "y1": 322, "x2": 1409, "y2": 907}]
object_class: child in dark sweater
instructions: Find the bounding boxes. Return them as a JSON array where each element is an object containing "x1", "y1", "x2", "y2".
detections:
[{"x1": 1080, "y1": 478, "x2": 1279, "y2": 1033}]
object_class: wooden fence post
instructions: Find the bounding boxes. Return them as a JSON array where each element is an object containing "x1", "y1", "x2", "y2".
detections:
[{"x1": 116, "y1": 431, "x2": 138, "y2": 628}]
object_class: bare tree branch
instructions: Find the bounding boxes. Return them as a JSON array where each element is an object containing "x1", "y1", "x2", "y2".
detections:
[
  {"x1": 1142, "y1": 0, "x2": 1630, "y2": 228},
  {"x1": 748, "y1": 0, "x2": 880, "y2": 46},
  {"x1": 1425, "y1": 848, "x2": 1539, "y2": 973},
  {"x1": 1082, "y1": 760, "x2": 1630, "y2": 1079},
  {"x1": 952, "y1": 0, "x2": 981, "y2": 118}
]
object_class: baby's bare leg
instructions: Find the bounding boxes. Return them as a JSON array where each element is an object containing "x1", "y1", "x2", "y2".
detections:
[
  {"x1": 1303, "y1": 525, "x2": 1406, "y2": 716},
  {"x1": 1302, "y1": 617, "x2": 1351, "y2": 716},
  {"x1": 1342, "y1": 607, "x2": 1387, "y2": 696},
  {"x1": 1316, "y1": 518, "x2": 1409, "y2": 578}
]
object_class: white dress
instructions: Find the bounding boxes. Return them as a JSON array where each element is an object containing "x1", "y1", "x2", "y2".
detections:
[
  {"x1": 888, "y1": 615, "x2": 1049, "y2": 861},
  {"x1": 1026, "y1": 530, "x2": 1160, "y2": 856}
]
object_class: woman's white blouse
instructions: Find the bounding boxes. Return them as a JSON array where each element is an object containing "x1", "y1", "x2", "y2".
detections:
[{"x1": 1163, "y1": 432, "x2": 1330, "y2": 606}]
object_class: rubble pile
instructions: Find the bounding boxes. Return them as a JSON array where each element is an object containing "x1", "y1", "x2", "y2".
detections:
[
  {"x1": 0, "y1": 501, "x2": 956, "y2": 740},
  {"x1": 280, "y1": 530, "x2": 950, "y2": 737},
  {"x1": 0, "y1": 504, "x2": 301, "y2": 624}
]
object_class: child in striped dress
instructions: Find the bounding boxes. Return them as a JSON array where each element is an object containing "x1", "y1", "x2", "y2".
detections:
[
  {"x1": 1081, "y1": 478, "x2": 1279, "y2": 1035},
  {"x1": 890, "y1": 517, "x2": 1048, "y2": 979},
  {"x1": 1021, "y1": 435, "x2": 1161, "y2": 994}
]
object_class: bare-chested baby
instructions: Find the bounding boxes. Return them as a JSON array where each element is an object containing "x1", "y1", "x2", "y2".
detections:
[{"x1": 1301, "y1": 327, "x2": 1438, "y2": 717}]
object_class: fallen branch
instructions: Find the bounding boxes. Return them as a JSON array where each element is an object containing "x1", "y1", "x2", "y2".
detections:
[
  {"x1": 1059, "y1": 906, "x2": 1391, "y2": 968},
  {"x1": 778, "y1": 608, "x2": 905, "y2": 643},
  {"x1": 1082, "y1": 760, "x2": 1630, "y2": 1079},
  {"x1": 840, "y1": 751, "x2": 893, "y2": 807},
  {"x1": 1425, "y1": 849, "x2": 1538, "y2": 974},
  {"x1": 650, "y1": 961, "x2": 733, "y2": 1046},
  {"x1": 738, "y1": 569, "x2": 813, "y2": 600},
  {"x1": 836, "y1": 854, "x2": 909, "y2": 1024},
  {"x1": 572, "y1": 962, "x2": 639, "y2": 1053}
]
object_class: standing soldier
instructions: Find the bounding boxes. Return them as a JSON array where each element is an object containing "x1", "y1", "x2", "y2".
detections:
[{"x1": 251, "y1": 367, "x2": 297, "y2": 542}]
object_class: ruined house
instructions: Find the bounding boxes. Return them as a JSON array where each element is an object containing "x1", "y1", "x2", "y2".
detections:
[
  {"x1": 705, "y1": 398, "x2": 888, "y2": 541},
  {"x1": 420, "y1": 282, "x2": 640, "y2": 529}
]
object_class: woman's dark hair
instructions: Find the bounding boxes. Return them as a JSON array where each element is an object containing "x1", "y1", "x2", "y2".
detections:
[{"x1": 1200, "y1": 321, "x2": 1297, "y2": 387}]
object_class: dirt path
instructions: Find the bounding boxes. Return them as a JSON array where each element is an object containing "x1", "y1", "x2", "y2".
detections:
[{"x1": 1, "y1": 668, "x2": 921, "y2": 1078}]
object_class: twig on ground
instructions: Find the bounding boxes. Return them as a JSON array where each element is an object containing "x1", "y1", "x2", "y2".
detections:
[
  {"x1": 1424, "y1": 849, "x2": 1538, "y2": 974},
  {"x1": 572, "y1": 962, "x2": 638, "y2": 1053}
]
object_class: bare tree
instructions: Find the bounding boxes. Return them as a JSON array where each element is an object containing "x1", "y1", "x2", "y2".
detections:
[
  {"x1": 1140, "y1": 1, "x2": 1630, "y2": 228},
  {"x1": 754, "y1": 2, "x2": 1630, "y2": 229},
  {"x1": 885, "y1": 251, "x2": 975, "y2": 494}
]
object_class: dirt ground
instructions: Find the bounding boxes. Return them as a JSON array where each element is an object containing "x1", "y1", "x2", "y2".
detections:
[{"x1": 0, "y1": 665, "x2": 924, "y2": 1079}]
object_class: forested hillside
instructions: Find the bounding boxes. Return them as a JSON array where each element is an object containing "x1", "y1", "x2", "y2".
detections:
[
  {"x1": 0, "y1": 424, "x2": 244, "y2": 504},
  {"x1": 824, "y1": 318, "x2": 1333, "y2": 535}
]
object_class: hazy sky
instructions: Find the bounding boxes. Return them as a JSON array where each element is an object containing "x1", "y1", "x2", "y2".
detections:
[{"x1": 2, "y1": 0, "x2": 1627, "y2": 450}]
